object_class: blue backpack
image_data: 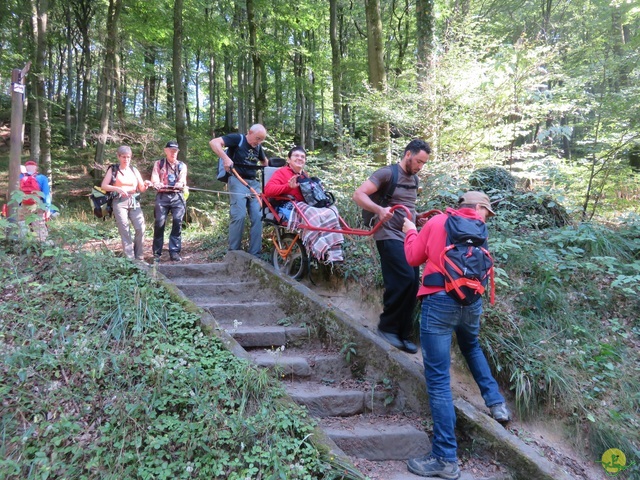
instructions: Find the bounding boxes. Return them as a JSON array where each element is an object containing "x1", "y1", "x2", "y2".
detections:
[{"x1": 423, "y1": 213, "x2": 495, "y2": 305}]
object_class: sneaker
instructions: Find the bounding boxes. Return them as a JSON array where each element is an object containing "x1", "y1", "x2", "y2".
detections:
[
  {"x1": 407, "y1": 455, "x2": 460, "y2": 479},
  {"x1": 377, "y1": 328, "x2": 404, "y2": 349},
  {"x1": 402, "y1": 339, "x2": 418, "y2": 354},
  {"x1": 170, "y1": 252, "x2": 182, "y2": 262},
  {"x1": 490, "y1": 403, "x2": 511, "y2": 423}
]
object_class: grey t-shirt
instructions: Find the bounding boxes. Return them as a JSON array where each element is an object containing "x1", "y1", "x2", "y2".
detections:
[{"x1": 368, "y1": 164, "x2": 418, "y2": 242}]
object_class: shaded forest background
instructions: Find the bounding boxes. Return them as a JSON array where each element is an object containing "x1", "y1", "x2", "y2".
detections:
[{"x1": 0, "y1": 0, "x2": 639, "y2": 222}]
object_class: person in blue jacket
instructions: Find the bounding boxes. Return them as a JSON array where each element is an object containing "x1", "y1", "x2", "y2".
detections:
[{"x1": 19, "y1": 160, "x2": 51, "y2": 240}]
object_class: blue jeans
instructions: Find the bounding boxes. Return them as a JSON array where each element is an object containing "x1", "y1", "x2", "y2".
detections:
[
  {"x1": 420, "y1": 293, "x2": 504, "y2": 462},
  {"x1": 228, "y1": 176, "x2": 262, "y2": 255}
]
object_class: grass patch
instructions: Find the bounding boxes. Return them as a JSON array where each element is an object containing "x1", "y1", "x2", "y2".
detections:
[{"x1": 0, "y1": 227, "x2": 359, "y2": 479}]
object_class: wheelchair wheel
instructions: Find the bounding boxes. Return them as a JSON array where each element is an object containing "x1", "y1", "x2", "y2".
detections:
[{"x1": 272, "y1": 233, "x2": 307, "y2": 280}]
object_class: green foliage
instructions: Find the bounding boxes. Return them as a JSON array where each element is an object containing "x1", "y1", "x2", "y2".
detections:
[
  {"x1": 0, "y1": 240, "x2": 356, "y2": 479},
  {"x1": 469, "y1": 167, "x2": 516, "y2": 192},
  {"x1": 484, "y1": 219, "x2": 640, "y2": 462}
]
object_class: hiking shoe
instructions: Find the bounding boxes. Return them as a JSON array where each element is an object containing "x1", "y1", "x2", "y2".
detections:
[
  {"x1": 407, "y1": 455, "x2": 460, "y2": 479},
  {"x1": 490, "y1": 403, "x2": 511, "y2": 423},
  {"x1": 377, "y1": 328, "x2": 404, "y2": 349},
  {"x1": 170, "y1": 252, "x2": 182, "y2": 262},
  {"x1": 402, "y1": 339, "x2": 418, "y2": 354}
]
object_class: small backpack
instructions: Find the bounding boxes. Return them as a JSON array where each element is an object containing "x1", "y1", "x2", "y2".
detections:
[
  {"x1": 20, "y1": 174, "x2": 41, "y2": 206},
  {"x1": 362, "y1": 163, "x2": 419, "y2": 226},
  {"x1": 89, "y1": 186, "x2": 114, "y2": 219},
  {"x1": 423, "y1": 213, "x2": 495, "y2": 305},
  {"x1": 217, "y1": 135, "x2": 244, "y2": 183},
  {"x1": 88, "y1": 164, "x2": 120, "y2": 219},
  {"x1": 298, "y1": 175, "x2": 335, "y2": 208}
]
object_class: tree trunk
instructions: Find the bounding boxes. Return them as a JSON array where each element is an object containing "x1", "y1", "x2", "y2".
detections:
[
  {"x1": 72, "y1": 0, "x2": 94, "y2": 148},
  {"x1": 64, "y1": 4, "x2": 73, "y2": 146},
  {"x1": 173, "y1": 0, "x2": 187, "y2": 160},
  {"x1": 28, "y1": 5, "x2": 40, "y2": 162},
  {"x1": 365, "y1": 0, "x2": 388, "y2": 164},
  {"x1": 224, "y1": 53, "x2": 234, "y2": 132},
  {"x1": 294, "y1": 32, "x2": 305, "y2": 146},
  {"x1": 114, "y1": 43, "x2": 124, "y2": 123},
  {"x1": 416, "y1": 0, "x2": 434, "y2": 82},
  {"x1": 95, "y1": 0, "x2": 122, "y2": 168},
  {"x1": 237, "y1": 54, "x2": 247, "y2": 132},
  {"x1": 32, "y1": 0, "x2": 52, "y2": 180},
  {"x1": 194, "y1": 49, "x2": 201, "y2": 126},
  {"x1": 330, "y1": 0, "x2": 342, "y2": 151},
  {"x1": 246, "y1": 0, "x2": 264, "y2": 124},
  {"x1": 166, "y1": 73, "x2": 174, "y2": 121},
  {"x1": 143, "y1": 47, "x2": 157, "y2": 122},
  {"x1": 208, "y1": 55, "x2": 216, "y2": 137}
]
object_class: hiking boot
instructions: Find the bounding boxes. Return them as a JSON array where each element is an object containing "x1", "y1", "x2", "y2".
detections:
[
  {"x1": 490, "y1": 403, "x2": 511, "y2": 423},
  {"x1": 407, "y1": 455, "x2": 460, "y2": 479},
  {"x1": 377, "y1": 328, "x2": 404, "y2": 349},
  {"x1": 402, "y1": 339, "x2": 418, "y2": 354},
  {"x1": 170, "y1": 252, "x2": 182, "y2": 262}
]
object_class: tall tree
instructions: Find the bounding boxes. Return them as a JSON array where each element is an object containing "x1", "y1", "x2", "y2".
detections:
[
  {"x1": 330, "y1": 0, "x2": 342, "y2": 150},
  {"x1": 365, "y1": 0, "x2": 388, "y2": 163},
  {"x1": 94, "y1": 0, "x2": 123, "y2": 167},
  {"x1": 246, "y1": 0, "x2": 265, "y2": 124},
  {"x1": 415, "y1": 0, "x2": 433, "y2": 79},
  {"x1": 173, "y1": 0, "x2": 187, "y2": 159},
  {"x1": 71, "y1": 0, "x2": 95, "y2": 148},
  {"x1": 31, "y1": 0, "x2": 51, "y2": 179}
]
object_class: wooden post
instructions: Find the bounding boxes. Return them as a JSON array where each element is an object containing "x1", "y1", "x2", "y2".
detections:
[{"x1": 7, "y1": 63, "x2": 30, "y2": 222}]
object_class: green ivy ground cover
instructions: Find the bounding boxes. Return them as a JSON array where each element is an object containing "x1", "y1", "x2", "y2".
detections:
[{"x1": 0, "y1": 240, "x2": 355, "y2": 480}]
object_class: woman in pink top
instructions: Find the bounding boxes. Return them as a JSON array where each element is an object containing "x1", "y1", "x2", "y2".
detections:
[{"x1": 101, "y1": 145, "x2": 149, "y2": 261}]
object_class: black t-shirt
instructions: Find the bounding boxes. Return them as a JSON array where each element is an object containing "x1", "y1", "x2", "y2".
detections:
[{"x1": 221, "y1": 133, "x2": 267, "y2": 179}]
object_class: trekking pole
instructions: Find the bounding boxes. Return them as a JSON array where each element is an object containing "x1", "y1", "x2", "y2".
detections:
[{"x1": 229, "y1": 168, "x2": 263, "y2": 207}]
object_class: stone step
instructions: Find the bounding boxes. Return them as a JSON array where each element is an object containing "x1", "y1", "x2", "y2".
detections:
[
  {"x1": 199, "y1": 302, "x2": 286, "y2": 323},
  {"x1": 158, "y1": 262, "x2": 241, "y2": 281},
  {"x1": 250, "y1": 351, "x2": 350, "y2": 380},
  {"x1": 251, "y1": 352, "x2": 312, "y2": 377},
  {"x1": 285, "y1": 382, "x2": 365, "y2": 417},
  {"x1": 174, "y1": 281, "x2": 271, "y2": 301},
  {"x1": 222, "y1": 325, "x2": 309, "y2": 348},
  {"x1": 320, "y1": 416, "x2": 431, "y2": 461}
]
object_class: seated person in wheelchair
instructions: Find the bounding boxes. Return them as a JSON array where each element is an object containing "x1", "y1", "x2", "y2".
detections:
[{"x1": 264, "y1": 146, "x2": 344, "y2": 263}]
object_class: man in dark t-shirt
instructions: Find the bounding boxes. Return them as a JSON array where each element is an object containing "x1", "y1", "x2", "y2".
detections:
[
  {"x1": 209, "y1": 124, "x2": 268, "y2": 256},
  {"x1": 353, "y1": 139, "x2": 432, "y2": 354}
]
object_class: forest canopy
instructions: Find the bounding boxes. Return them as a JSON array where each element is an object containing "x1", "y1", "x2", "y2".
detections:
[{"x1": 0, "y1": 0, "x2": 639, "y2": 218}]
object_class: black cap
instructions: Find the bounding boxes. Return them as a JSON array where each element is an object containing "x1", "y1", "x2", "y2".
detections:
[{"x1": 165, "y1": 141, "x2": 179, "y2": 149}]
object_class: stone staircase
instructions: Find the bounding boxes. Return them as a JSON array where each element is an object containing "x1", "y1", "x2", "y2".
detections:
[
  {"x1": 155, "y1": 252, "x2": 573, "y2": 480},
  {"x1": 158, "y1": 259, "x2": 438, "y2": 479}
]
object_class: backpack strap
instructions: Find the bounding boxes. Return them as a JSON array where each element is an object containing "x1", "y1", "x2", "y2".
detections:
[
  {"x1": 379, "y1": 163, "x2": 418, "y2": 205},
  {"x1": 110, "y1": 164, "x2": 120, "y2": 186},
  {"x1": 160, "y1": 158, "x2": 182, "y2": 175},
  {"x1": 379, "y1": 163, "x2": 399, "y2": 207},
  {"x1": 226, "y1": 134, "x2": 244, "y2": 162}
]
